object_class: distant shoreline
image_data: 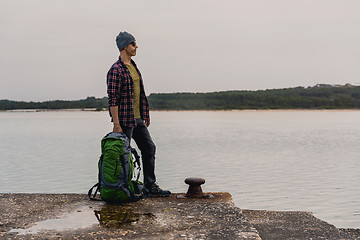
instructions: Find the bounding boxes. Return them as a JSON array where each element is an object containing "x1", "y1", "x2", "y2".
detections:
[
  {"x1": 2, "y1": 84, "x2": 360, "y2": 110},
  {"x1": 2, "y1": 108, "x2": 360, "y2": 113},
  {"x1": 1, "y1": 108, "x2": 105, "y2": 112}
]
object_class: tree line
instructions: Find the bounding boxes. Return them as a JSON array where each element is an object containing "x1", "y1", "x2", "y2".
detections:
[
  {"x1": 0, "y1": 97, "x2": 108, "y2": 110},
  {"x1": 148, "y1": 84, "x2": 360, "y2": 110},
  {"x1": 1, "y1": 84, "x2": 360, "y2": 110}
]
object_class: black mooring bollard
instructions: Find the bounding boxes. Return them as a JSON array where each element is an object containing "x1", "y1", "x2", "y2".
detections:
[
  {"x1": 185, "y1": 177, "x2": 205, "y2": 198},
  {"x1": 176, "y1": 177, "x2": 214, "y2": 199}
]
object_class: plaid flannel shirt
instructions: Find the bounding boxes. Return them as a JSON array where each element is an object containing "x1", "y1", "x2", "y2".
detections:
[{"x1": 107, "y1": 57, "x2": 150, "y2": 127}]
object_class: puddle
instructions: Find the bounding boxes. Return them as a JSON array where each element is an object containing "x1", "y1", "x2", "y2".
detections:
[
  {"x1": 9, "y1": 204, "x2": 156, "y2": 235},
  {"x1": 9, "y1": 206, "x2": 98, "y2": 235},
  {"x1": 95, "y1": 205, "x2": 155, "y2": 228}
]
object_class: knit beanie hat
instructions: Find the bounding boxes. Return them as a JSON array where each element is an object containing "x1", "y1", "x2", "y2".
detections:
[{"x1": 116, "y1": 31, "x2": 136, "y2": 51}]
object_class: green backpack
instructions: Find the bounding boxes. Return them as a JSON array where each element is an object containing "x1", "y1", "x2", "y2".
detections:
[{"x1": 88, "y1": 132, "x2": 143, "y2": 203}]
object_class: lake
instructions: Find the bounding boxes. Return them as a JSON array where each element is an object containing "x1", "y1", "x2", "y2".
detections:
[{"x1": 0, "y1": 110, "x2": 359, "y2": 228}]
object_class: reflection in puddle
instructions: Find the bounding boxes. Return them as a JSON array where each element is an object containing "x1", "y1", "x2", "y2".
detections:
[
  {"x1": 9, "y1": 204, "x2": 156, "y2": 235},
  {"x1": 95, "y1": 204, "x2": 155, "y2": 228},
  {"x1": 9, "y1": 206, "x2": 98, "y2": 235}
]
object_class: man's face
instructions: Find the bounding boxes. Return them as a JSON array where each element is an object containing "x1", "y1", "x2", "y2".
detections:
[{"x1": 124, "y1": 41, "x2": 138, "y2": 56}]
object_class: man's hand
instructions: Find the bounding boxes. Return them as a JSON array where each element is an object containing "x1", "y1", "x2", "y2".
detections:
[
  {"x1": 113, "y1": 124, "x2": 123, "y2": 133},
  {"x1": 145, "y1": 120, "x2": 150, "y2": 127}
]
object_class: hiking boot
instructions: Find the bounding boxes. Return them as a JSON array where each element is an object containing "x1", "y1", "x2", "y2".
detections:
[{"x1": 144, "y1": 183, "x2": 171, "y2": 197}]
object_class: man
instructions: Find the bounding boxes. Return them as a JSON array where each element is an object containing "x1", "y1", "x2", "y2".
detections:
[{"x1": 106, "y1": 31, "x2": 170, "y2": 197}]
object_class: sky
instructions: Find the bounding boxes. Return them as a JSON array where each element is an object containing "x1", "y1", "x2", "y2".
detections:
[{"x1": 1, "y1": 0, "x2": 360, "y2": 101}]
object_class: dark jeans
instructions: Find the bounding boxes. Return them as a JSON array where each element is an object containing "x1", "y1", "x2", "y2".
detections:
[{"x1": 121, "y1": 119, "x2": 156, "y2": 187}]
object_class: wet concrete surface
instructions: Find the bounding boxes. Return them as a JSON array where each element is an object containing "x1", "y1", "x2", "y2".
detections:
[
  {"x1": 242, "y1": 209, "x2": 360, "y2": 240},
  {"x1": 0, "y1": 193, "x2": 359, "y2": 239}
]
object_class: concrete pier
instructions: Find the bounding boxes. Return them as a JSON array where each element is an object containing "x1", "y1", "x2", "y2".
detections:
[{"x1": 0, "y1": 193, "x2": 359, "y2": 239}]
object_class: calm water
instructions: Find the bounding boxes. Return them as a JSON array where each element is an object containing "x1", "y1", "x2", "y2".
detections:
[{"x1": 0, "y1": 110, "x2": 359, "y2": 228}]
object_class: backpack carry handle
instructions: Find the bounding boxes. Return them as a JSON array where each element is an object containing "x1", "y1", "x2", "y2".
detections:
[
  {"x1": 88, "y1": 183, "x2": 102, "y2": 201},
  {"x1": 131, "y1": 148, "x2": 141, "y2": 168},
  {"x1": 131, "y1": 148, "x2": 141, "y2": 182}
]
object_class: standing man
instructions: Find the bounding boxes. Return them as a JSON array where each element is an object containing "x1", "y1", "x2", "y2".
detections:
[{"x1": 107, "y1": 31, "x2": 170, "y2": 197}]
